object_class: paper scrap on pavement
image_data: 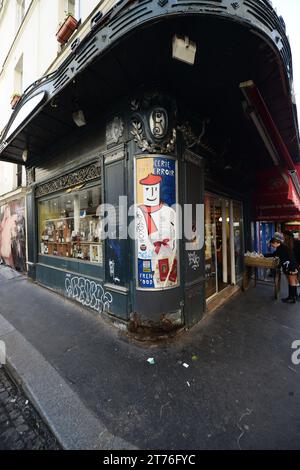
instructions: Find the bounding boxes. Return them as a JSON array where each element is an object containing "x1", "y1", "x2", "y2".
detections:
[{"x1": 147, "y1": 357, "x2": 155, "y2": 365}]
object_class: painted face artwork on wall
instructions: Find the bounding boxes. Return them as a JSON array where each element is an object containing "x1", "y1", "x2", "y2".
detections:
[
  {"x1": 135, "y1": 156, "x2": 178, "y2": 289},
  {"x1": 0, "y1": 199, "x2": 26, "y2": 271},
  {"x1": 143, "y1": 181, "x2": 160, "y2": 207}
]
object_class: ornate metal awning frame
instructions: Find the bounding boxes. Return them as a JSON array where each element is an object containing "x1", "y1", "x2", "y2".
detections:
[{"x1": 0, "y1": 0, "x2": 298, "y2": 164}]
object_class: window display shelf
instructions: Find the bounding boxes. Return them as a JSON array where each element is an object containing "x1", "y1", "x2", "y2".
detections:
[
  {"x1": 41, "y1": 240, "x2": 102, "y2": 243},
  {"x1": 39, "y1": 184, "x2": 102, "y2": 264},
  {"x1": 40, "y1": 240, "x2": 103, "y2": 263},
  {"x1": 43, "y1": 214, "x2": 98, "y2": 222}
]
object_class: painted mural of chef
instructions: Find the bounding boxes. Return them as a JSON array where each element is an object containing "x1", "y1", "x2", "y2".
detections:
[{"x1": 136, "y1": 156, "x2": 178, "y2": 289}]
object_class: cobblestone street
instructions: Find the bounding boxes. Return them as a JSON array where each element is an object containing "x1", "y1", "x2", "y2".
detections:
[{"x1": 0, "y1": 365, "x2": 60, "y2": 450}]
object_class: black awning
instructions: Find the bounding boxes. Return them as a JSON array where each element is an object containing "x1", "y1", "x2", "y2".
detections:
[{"x1": 0, "y1": 0, "x2": 298, "y2": 165}]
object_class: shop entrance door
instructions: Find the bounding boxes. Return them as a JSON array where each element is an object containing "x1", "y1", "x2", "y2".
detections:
[{"x1": 205, "y1": 194, "x2": 243, "y2": 300}]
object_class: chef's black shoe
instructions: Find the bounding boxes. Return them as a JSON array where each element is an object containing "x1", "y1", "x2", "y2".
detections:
[{"x1": 282, "y1": 297, "x2": 296, "y2": 304}]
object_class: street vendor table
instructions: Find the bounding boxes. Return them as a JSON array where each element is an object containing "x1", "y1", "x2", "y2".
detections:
[{"x1": 242, "y1": 256, "x2": 281, "y2": 299}]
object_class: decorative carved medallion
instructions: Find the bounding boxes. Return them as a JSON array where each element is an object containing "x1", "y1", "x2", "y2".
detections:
[
  {"x1": 131, "y1": 119, "x2": 176, "y2": 154},
  {"x1": 130, "y1": 92, "x2": 177, "y2": 154},
  {"x1": 36, "y1": 161, "x2": 101, "y2": 198},
  {"x1": 149, "y1": 108, "x2": 168, "y2": 139},
  {"x1": 106, "y1": 116, "x2": 124, "y2": 147}
]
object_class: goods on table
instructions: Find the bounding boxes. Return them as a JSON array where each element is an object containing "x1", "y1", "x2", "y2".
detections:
[
  {"x1": 244, "y1": 251, "x2": 279, "y2": 268},
  {"x1": 244, "y1": 251, "x2": 264, "y2": 258}
]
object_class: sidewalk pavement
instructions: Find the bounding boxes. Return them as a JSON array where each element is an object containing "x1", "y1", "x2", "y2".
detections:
[{"x1": 0, "y1": 265, "x2": 299, "y2": 450}]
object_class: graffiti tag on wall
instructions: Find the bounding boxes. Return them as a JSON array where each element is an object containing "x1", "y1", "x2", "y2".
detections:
[
  {"x1": 0, "y1": 198, "x2": 26, "y2": 271},
  {"x1": 188, "y1": 251, "x2": 200, "y2": 271},
  {"x1": 65, "y1": 274, "x2": 113, "y2": 313}
]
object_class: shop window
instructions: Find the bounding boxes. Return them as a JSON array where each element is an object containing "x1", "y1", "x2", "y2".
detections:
[
  {"x1": 67, "y1": 0, "x2": 75, "y2": 16},
  {"x1": 38, "y1": 185, "x2": 103, "y2": 264}
]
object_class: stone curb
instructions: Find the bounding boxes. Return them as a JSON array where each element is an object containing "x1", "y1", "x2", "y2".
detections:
[{"x1": 0, "y1": 314, "x2": 136, "y2": 450}]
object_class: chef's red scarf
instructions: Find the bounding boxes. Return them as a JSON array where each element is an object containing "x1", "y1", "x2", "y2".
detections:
[
  {"x1": 139, "y1": 203, "x2": 163, "y2": 235},
  {"x1": 153, "y1": 238, "x2": 170, "y2": 254}
]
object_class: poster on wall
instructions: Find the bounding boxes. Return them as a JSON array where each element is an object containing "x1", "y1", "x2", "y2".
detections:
[
  {"x1": 0, "y1": 198, "x2": 26, "y2": 272},
  {"x1": 135, "y1": 155, "x2": 179, "y2": 290}
]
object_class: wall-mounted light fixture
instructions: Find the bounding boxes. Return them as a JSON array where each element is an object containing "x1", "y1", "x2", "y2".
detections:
[
  {"x1": 22, "y1": 149, "x2": 28, "y2": 162},
  {"x1": 72, "y1": 109, "x2": 86, "y2": 127},
  {"x1": 50, "y1": 98, "x2": 58, "y2": 108},
  {"x1": 172, "y1": 35, "x2": 196, "y2": 65},
  {"x1": 72, "y1": 90, "x2": 86, "y2": 127}
]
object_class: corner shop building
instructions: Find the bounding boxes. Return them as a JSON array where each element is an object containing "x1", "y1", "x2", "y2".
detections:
[{"x1": 1, "y1": 0, "x2": 299, "y2": 332}]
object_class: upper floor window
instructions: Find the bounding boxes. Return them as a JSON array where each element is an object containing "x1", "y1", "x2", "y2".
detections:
[
  {"x1": 16, "y1": 0, "x2": 25, "y2": 30},
  {"x1": 67, "y1": 0, "x2": 75, "y2": 16},
  {"x1": 74, "y1": 0, "x2": 81, "y2": 20},
  {"x1": 63, "y1": 0, "x2": 80, "y2": 19}
]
